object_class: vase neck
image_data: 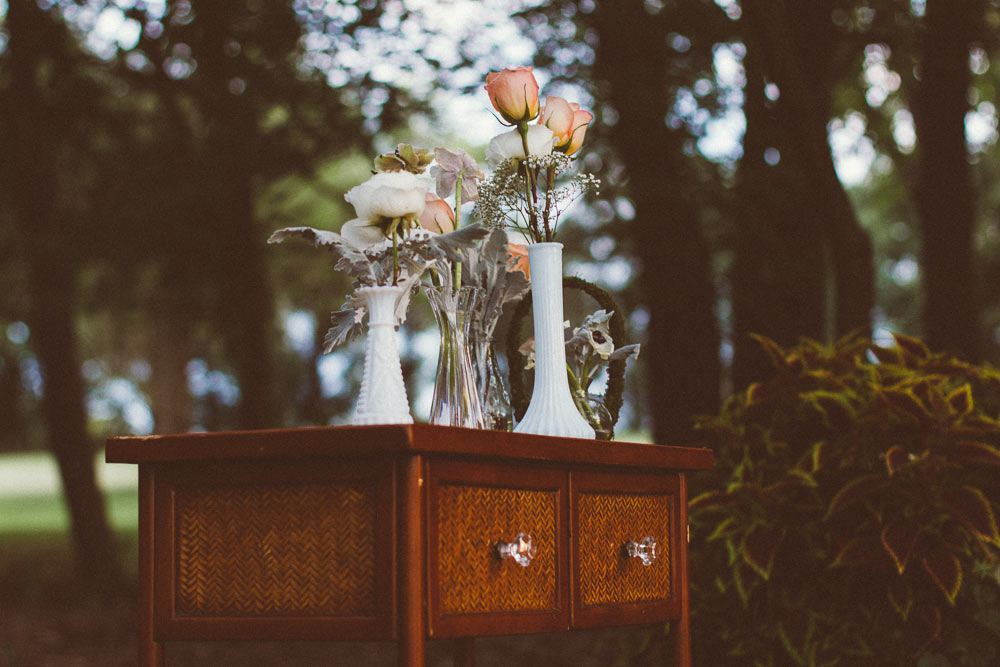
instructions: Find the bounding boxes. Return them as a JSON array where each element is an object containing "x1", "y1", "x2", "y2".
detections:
[{"x1": 359, "y1": 285, "x2": 403, "y2": 327}]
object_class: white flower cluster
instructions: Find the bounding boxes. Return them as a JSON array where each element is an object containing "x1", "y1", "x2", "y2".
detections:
[{"x1": 475, "y1": 157, "x2": 600, "y2": 239}]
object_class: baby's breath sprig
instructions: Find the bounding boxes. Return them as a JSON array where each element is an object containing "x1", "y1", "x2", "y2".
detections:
[{"x1": 474, "y1": 155, "x2": 600, "y2": 243}]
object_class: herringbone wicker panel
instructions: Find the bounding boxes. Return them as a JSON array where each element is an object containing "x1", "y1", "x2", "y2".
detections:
[
  {"x1": 174, "y1": 482, "x2": 376, "y2": 617},
  {"x1": 437, "y1": 484, "x2": 558, "y2": 614},
  {"x1": 578, "y1": 492, "x2": 671, "y2": 606}
]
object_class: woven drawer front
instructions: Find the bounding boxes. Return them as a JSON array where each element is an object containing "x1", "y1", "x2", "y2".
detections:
[
  {"x1": 577, "y1": 492, "x2": 671, "y2": 606},
  {"x1": 436, "y1": 483, "x2": 558, "y2": 614},
  {"x1": 174, "y1": 482, "x2": 376, "y2": 617}
]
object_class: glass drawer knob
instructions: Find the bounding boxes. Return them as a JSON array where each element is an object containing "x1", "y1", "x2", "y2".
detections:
[
  {"x1": 626, "y1": 536, "x2": 657, "y2": 566},
  {"x1": 496, "y1": 532, "x2": 537, "y2": 567}
]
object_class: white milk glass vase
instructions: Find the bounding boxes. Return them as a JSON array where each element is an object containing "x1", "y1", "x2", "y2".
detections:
[
  {"x1": 351, "y1": 285, "x2": 414, "y2": 425},
  {"x1": 513, "y1": 243, "x2": 595, "y2": 439}
]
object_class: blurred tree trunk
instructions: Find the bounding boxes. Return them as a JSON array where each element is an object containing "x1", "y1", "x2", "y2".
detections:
[
  {"x1": 914, "y1": 0, "x2": 984, "y2": 360},
  {"x1": 591, "y1": 0, "x2": 721, "y2": 444},
  {"x1": 198, "y1": 3, "x2": 281, "y2": 430},
  {"x1": 6, "y1": 0, "x2": 119, "y2": 583},
  {"x1": 731, "y1": 38, "x2": 827, "y2": 389},
  {"x1": 740, "y1": 0, "x2": 875, "y2": 352},
  {"x1": 148, "y1": 284, "x2": 193, "y2": 434}
]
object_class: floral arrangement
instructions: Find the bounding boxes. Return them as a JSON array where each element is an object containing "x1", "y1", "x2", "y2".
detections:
[
  {"x1": 268, "y1": 65, "x2": 638, "y2": 435},
  {"x1": 475, "y1": 66, "x2": 601, "y2": 244}
]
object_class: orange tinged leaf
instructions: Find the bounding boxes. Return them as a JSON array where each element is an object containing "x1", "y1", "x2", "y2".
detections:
[
  {"x1": 942, "y1": 485, "x2": 1000, "y2": 545},
  {"x1": 921, "y1": 550, "x2": 962, "y2": 605},
  {"x1": 949, "y1": 440, "x2": 1000, "y2": 466},
  {"x1": 885, "y1": 445, "x2": 909, "y2": 476},
  {"x1": 826, "y1": 474, "x2": 884, "y2": 519},
  {"x1": 881, "y1": 521, "x2": 920, "y2": 574},
  {"x1": 869, "y1": 344, "x2": 903, "y2": 365},
  {"x1": 946, "y1": 385, "x2": 973, "y2": 418},
  {"x1": 892, "y1": 332, "x2": 931, "y2": 362}
]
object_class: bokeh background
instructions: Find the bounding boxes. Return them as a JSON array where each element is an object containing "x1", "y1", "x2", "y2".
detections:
[{"x1": 2, "y1": 0, "x2": 999, "y2": 664}]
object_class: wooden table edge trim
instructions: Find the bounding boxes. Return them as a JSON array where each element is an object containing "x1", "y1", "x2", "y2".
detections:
[{"x1": 106, "y1": 424, "x2": 714, "y2": 472}]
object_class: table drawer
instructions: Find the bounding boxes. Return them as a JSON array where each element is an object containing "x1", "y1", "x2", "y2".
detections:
[
  {"x1": 153, "y1": 459, "x2": 395, "y2": 641},
  {"x1": 571, "y1": 470, "x2": 681, "y2": 628},
  {"x1": 426, "y1": 460, "x2": 569, "y2": 637}
]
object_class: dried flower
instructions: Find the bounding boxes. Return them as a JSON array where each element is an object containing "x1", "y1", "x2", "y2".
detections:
[
  {"x1": 430, "y1": 147, "x2": 484, "y2": 202},
  {"x1": 374, "y1": 143, "x2": 434, "y2": 174}
]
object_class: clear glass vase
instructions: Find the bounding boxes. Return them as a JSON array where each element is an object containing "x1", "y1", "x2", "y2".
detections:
[
  {"x1": 427, "y1": 285, "x2": 485, "y2": 428},
  {"x1": 471, "y1": 335, "x2": 513, "y2": 431}
]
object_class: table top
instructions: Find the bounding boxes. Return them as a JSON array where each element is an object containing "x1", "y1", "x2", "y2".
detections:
[{"x1": 106, "y1": 424, "x2": 714, "y2": 472}]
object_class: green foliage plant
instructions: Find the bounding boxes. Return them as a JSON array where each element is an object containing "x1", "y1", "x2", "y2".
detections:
[{"x1": 689, "y1": 333, "x2": 1000, "y2": 666}]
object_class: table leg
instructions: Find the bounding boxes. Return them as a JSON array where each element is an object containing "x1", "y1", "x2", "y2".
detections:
[
  {"x1": 454, "y1": 638, "x2": 475, "y2": 667},
  {"x1": 399, "y1": 455, "x2": 426, "y2": 667},
  {"x1": 138, "y1": 466, "x2": 164, "y2": 667},
  {"x1": 673, "y1": 474, "x2": 691, "y2": 667}
]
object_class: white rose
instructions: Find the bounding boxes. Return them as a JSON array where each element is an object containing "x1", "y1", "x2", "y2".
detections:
[
  {"x1": 340, "y1": 218, "x2": 389, "y2": 249},
  {"x1": 344, "y1": 170, "x2": 428, "y2": 222},
  {"x1": 485, "y1": 125, "x2": 555, "y2": 168}
]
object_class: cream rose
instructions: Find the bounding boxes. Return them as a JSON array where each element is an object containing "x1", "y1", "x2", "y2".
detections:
[
  {"x1": 485, "y1": 125, "x2": 555, "y2": 168},
  {"x1": 341, "y1": 171, "x2": 428, "y2": 248}
]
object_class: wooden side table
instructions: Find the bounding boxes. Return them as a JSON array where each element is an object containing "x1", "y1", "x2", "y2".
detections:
[{"x1": 106, "y1": 425, "x2": 713, "y2": 666}]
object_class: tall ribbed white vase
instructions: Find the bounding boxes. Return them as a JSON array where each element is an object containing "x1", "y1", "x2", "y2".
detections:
[
  {"x1": 514, "y1": 243, "x2": 595, "y2": 439},
  {"x1": 352, "y1": 285, "x2": 414, "y2": 425}
]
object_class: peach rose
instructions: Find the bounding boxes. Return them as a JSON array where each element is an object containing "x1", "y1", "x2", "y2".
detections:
[
  {"x1": 419, "y1": 193, "x2": 455, "y2": 234},
  {"x1": 539, "y1": 96, "x2": 594, "y2": 155},
  {"x1": 484, "y1": 66, "x2": 540, "y2": 125},
  {"x1": 507, "y1": 243, "x2": 530, "y2": 279}
]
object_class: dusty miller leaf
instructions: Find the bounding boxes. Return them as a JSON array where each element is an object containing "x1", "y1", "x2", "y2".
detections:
[
  {"x1": 324, "y1": 308, "x2": 362, "y2": 352},
  {"x1": 268, "y1": 226, "x2": 377, "y2": 285}
]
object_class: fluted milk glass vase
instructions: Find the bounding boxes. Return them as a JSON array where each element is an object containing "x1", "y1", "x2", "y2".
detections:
[
  {"x1": 513, "y1": 243, "x2": 595, "y2": 439},
  {"x1": 351, "y1": 285, "x2": 414, "y2": 425}
]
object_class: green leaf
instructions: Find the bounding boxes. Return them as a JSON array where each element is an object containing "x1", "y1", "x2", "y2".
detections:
[
  {"x1": 777, "y1": 611, "x2": 813, "y2": 666},
  {"x1": 689, "y1": 490, "x2": 733, "y2": 512},
  {"x1": 805, "y1": 391, "x2": 854, "y2": 430},
  {"x1": 888, "y1": 576, "x2": 913, "y2": 620},
  {"x1": 921, "y1": 549, "x2": 962, "y2": 605},
  {"x1": 826, "y1": 474, "x2": 884, "y2": 519},
  {"x1": 810, "y1": 441, "x2": 829, "y2": 473},
  {"x1": 884, "y1": 445, "x2": 910, "y2": 476},
  {"x1": 942, "y1": 485, "x2": 1000, "y2": 545},
  {"x1": 877, "y1": 388, "x2": 931, "y2": 422},
  {"x1": 881, "y1": 520, "x2": 920, "y2": 574},
  {"x1": 708, "y1": 517, "x2": 741, "y2": 542},
  {"x1": 830, "y1": 536, "x2": 881, "y2": 568},
  {"x1": 741, "y1": 524, "x2": 784, "y2": 580},
  {"x1": 750, "y1": 333, "x2": 791, "y2": 369},
  {"x1": 949, "y1": 440, "x2": 1000, "y2": 466},
  {"x1": 946, "y1": 384, "x2": 973, "y2": 418}
]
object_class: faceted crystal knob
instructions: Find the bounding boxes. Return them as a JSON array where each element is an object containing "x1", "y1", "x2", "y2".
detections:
[
  {"x1": 626, "y1": 536, "x2": 657, "y2": 566},
  {"x1": 496, "y1": 532, "x2": 537, "y2": 567}
]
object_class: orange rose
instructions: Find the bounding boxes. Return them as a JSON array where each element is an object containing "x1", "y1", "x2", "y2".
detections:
[
  {"x1": 507, "y1": 243, "x2": 530, "y2": 279},
  {"x1": 539, "y1": 96, "x2": 594, "y2": 155},
  {"x1": 485, "y1": 67, "x2": 540, "y2": 125},
  {"x1": 418, "y1": 193, "x2": 455, "y2": 234}
]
